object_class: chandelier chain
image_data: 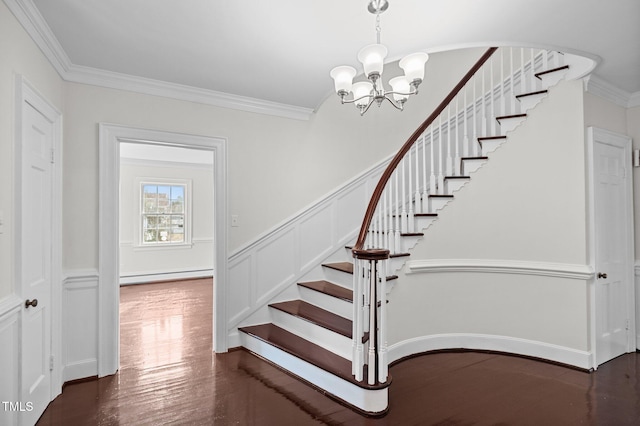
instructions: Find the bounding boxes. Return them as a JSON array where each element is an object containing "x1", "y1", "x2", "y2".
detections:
[{"x1": 375, "y1": 13, "x2": 381, "y2": 44}]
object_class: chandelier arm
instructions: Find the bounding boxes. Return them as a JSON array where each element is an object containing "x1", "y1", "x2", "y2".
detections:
[
  {"x1": 384, "y1": 89, "x2": 417, "y2": 98},
  {"x1": 341, "y1": 94, "x2": 375, "y2": 105},
  {"x1": 360, "y1": 97, "x2": 376, "y2": 115},
  {"x1": 383, "y1": 95, "x2": 404, "y2": 111}
]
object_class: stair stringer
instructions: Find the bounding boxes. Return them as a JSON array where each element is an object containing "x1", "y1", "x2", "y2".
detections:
[{"x1": 382, "y1": 78, "x2": 594, "y2": 369}]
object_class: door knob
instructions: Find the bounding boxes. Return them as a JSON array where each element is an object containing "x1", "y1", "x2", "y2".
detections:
[
  {"x1": 25, "y1": 299, "x2": 38, "y2": 308},
  {"x1": 597, "y1": 272, "x2": 607, "y2": 279}
]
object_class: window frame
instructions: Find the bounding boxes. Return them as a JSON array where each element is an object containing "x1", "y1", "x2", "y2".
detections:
[{"x1": 135, "y1": 177, "x2": 193, "y2": 249}]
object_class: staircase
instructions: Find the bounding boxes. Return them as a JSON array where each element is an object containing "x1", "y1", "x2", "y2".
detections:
[{"x1": 239, "y1": 47, "x2": 589, "y2": 415}]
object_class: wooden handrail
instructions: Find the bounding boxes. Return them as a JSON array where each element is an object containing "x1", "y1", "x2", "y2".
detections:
[{"x1": 352, "y1": 47, "x2": 498, "y2": 252}]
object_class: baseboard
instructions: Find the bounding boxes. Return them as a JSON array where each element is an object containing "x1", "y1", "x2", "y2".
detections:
[
  {"x1": 387, "y1": 333, "x2": 592, "y2": 370},
  {"x1": 62, "y1": 358, "x2": 98, "y2": 382},
  {"x1": 119, "y1": 269, "x2": 213, "y2": 285}
]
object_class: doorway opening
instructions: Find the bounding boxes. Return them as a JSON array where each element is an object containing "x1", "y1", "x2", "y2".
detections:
[
  {"x1": 118, "y1": 142, "x2": 215, "y2": 370},
  {"x1": 99, "y1": 124, "x2": 228, "y2": 377}
]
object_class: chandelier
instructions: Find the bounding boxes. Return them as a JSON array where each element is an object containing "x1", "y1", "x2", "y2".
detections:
[{"x1": 330, "y1": 0, "x2": 429, "y2": 115}]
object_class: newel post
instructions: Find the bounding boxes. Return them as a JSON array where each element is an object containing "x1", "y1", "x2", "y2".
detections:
[{"x1": 352, "y1": 248, "x2": 390, "y2": 385}]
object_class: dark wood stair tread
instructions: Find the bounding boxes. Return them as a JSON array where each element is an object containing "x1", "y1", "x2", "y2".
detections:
[
  {"x1": 323, "y1": 261, "x2": 353, "y2": 274},
  {"x1": 535, "y1": 65, "x2": 569, "y2": 79},
  {"x1": 390, "y1": 252, "x2": 410, "y2": 258},
  {"x1": 239, "y1": 323, "x2": 389, "y2": 390},
  {"x1": 461, "y1": 156, "x2": 489, "y2": 161},
  {"x1": 270, "y1": 300, "x2": 352, "y2": 338},
  {"x1": 478, "y1": 136, "x2": 507, "y2": 141},
  {"x1": 516, "y1": 89, "x2": 548, "y2": 99},
  {"x1": 298, "y1": 280, "x2": 353, "y2": 302},
  {"x1": 401, "y1": 232, "x2": 424, "y2": 237},
  {"x1": 496, "y1": 114, "x2": 526, "y2": 121},
  {"x1": 444, "y1": 176, "x2": 470, "y2": 180},
  {"x1": 429, "y1": 194, "x2": 454, "y2": 198},
  {"x1": 415, "y1": 213, "x2": 438, "y2": 217},
  {"x1": 323, "y1": 262, "x2": 398, "y2": 281}
]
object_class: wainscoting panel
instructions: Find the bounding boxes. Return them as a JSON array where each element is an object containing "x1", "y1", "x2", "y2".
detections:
[
  {"x1": 226, "y1": 158, "x2": 387, "y2": 336},
  {"x1": 62, "y1": 271, "x2": 99, "y2": 382},
  {"x1": 0, "y1": 295, "x2": 21, "y2": 426}
]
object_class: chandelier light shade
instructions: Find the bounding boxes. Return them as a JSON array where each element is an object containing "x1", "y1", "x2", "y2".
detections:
[
  {"x1": 357, "y1": 44, "x2": 388, "y2": 79},
  {"x1": 399, "y1": 52, "x2": 430, "y2": 84},
  {"x1": 330, "y1": 66, "x2": 357, "y2": 96},
  {"x1": 330, "y1": 0, "x2": 429, "y2": 115}
]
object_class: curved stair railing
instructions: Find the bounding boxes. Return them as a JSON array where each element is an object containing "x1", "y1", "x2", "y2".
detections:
[{"x1": 351, "y1": 46, "x2": 569, "y2": 384}]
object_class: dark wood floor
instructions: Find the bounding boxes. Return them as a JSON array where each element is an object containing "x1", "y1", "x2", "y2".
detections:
[{"x1": 38, "y1": 278, "x2": 640, "y2": 425}]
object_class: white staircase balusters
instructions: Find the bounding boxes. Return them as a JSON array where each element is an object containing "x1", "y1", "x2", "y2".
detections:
[
  {"x1": 455, "y1": 97, "x2": 461, "y2": 176},
  {"x1": 490, "y1": 56, "x2": 496, "y2": 136},
  {"x1": 421, "y1": 134, "x2": 429, "y2": 213},
  {"x1": 349, "y1": 47, "x2": 571, "y2": 386},
  {"x1": 407, "y1": 149, "x2": 415, "y2": 233},
  {"x1": 446, "y1": 106, "x2": 453, "y2": 176},
  {"x1": 378, "y1": 258, "x2": 388, "y2": 383},
  {"x1": 437, "y1": 116, "x2": 445, "y2": 193}
]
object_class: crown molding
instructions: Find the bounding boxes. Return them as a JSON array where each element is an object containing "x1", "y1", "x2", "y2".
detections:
[
  {"x1": 4, "y1": 0, "x2": 314, "y2": 121},
  {"x1": 583, "y1": 74, "x2": 637, "y2": 109}
]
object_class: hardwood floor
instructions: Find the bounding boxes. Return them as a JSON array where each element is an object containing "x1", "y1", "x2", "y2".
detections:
[{"x1": 38, "y1": 278, "x2": 640, "y2": 425}]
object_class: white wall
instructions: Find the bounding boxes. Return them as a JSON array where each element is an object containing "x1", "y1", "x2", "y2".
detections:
[
  {"x1": 61, "y1": 48, "x2": 486, "y2": 272},
  {"x1": 119, "y1": 160, "x2": 214, "y2": 280},
  {"x1": 0, "y1": 2, "x2": 64, "y2": 299},
  {"x1": 387, "y1": 80, "x2": 591, "y2": 363}
]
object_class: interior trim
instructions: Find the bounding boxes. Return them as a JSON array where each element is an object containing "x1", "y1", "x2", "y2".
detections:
[{"x1": 406, "y1": 259, "x2": 594, "y2": 280}]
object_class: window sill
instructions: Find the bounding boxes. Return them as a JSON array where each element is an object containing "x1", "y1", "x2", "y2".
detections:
[{"x1": 133, "y1": 242, "x2": 193, "y2": 251}]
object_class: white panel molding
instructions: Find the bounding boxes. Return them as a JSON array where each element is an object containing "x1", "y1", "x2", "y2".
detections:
[
  {"x1": 0, "y1": 296, "x2": 20, "y2": 426},
  {"x1": 62, "y1": 270, "x2": 99, "y2": 382},
  {"x1": 5, "y1": 0, "x2": 313, "y2": 121},
  {"x1": 406, "y1": 259, "x2": 594, "y2": 280},
  {"x1": 0, "y1": 294, "x2": 22, "y2": 320},
  {"x1": 226, "y1": 156, "x2": 389, "y2": 333},
  {"x1": 388, "y1": 334, "x2": 593, "y2": 370},
  {"x1": 584, "y1": 74, "x2": 635, "y2": 108}
]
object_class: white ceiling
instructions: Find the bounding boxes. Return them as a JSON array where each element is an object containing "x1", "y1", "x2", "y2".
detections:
[{"x1": 25, "y1": 0, "x2": 640, "y2": 110}]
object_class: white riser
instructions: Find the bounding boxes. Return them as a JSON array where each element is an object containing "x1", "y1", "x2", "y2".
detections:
[
  {"x1": 400, "y1": 235, "x2": 422, "y2": 253},
  {"x1": 540, "y1": 69, "x2": 568, "y2": 89},
  {"x1": 481, "y1": 139, "x2": 505, "y2": 156},
  {"x1": 270, "y1": 308, "x2": 352, "y2": 359},
  {"x1": 518, "y1": 92, "x2": 547, "y2": 112},
  {"x1": 444, "y1": 179, "x2": 469, "y2": 194},
  {"x1": 299, "y1": 286, "x2": 352, "y2": 319},
  {"x1": 415, "y1": 215, "x2": 437, "y2": 231},
  {"x1": 499, "y1": 116, "x2": 526, "y2": 133},
  {"x1": 462, "y1": 158, "x2": 488, "y2": 175},
  {"x1": 322, "y1": 267, "x2": 353, "y2": 288},
  {"x1": 430, "y1": 197, "x2": 452, "y2": 212},
  {"x1": 240, "y1": 333, "x2": 388, "y2": 414}
]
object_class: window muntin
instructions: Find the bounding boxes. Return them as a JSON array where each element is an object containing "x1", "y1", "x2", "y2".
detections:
[{"x1": 141, "y1": 183, "x2": 186, "y2": 244}]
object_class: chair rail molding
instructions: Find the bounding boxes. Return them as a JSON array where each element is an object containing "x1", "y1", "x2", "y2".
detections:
[{"x1": 406, "y1": 259, "x2": 594, "y2": 280}]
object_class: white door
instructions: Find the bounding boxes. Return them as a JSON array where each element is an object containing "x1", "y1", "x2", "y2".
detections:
[
  {"x1": 590, "y1": 128, "x2": 635, "y2": 367},
  {"x1": 19, "y1": 99, "x2": 53, "y2": 425}
]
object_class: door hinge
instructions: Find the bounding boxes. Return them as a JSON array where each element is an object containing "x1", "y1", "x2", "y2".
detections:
[
  {"x1": 625, "y1": 319, "x2": 630, "y2": 331},
  {"x1": 50, "y1": 148, "x2": 55, "y2": 164},
  {"x1": 49, "y1": 355, "x2": 54, "y2": 371}
]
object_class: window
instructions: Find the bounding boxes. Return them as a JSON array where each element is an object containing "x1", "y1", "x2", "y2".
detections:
[{"x1": 141, "y1": 183, "x2": 188, "y2": 245}]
